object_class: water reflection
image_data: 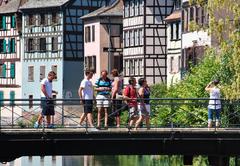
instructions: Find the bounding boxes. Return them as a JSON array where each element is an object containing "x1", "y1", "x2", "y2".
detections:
[{"x1": 0, "y1": 155, "x2": 186, "y2": 166}]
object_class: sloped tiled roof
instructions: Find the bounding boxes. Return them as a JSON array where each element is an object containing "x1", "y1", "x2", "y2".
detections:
[
  {"x1": 20, "y1": 0, "x2": 69, "y2": 9},
  {"x1": 165, "y1": 10, "x2": 181, "y2": 23},
  {"x1": 81, "y1": 0, "x2": 123, "y2": 19},
  {"x1": 0, "y1": 0, "x2": 21, "y2": 14}
]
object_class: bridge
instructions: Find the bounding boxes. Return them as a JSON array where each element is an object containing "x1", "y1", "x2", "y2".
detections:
[
  {"x1": 0, "y1": 98, "x2": 240, "y2": 165},
  {"x1": 1, "y1": 127, "x2": 240, "y2": 165}
]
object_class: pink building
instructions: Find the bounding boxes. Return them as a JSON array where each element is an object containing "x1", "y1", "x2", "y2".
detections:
[{"x1": 81, "y1": 0, "x2": 123, "y2": 82}]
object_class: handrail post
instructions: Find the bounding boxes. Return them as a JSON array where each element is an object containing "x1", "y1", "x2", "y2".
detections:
[
  {"x1": 0, "y1": 106, "x2": 1, "y2": 132},
  {"x1": 170, "y1": 99, "x2": 174, "y2": 130},
  {"x1": 11, "y1": 105, "x2": 14, "y2": 128},
  {"x1": 61, "y1": 100, "x2": 64, "y2": 127}
]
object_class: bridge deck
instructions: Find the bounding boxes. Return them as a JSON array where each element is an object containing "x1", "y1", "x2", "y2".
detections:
[{"x1": 1, "y1": 128, "x2": 240, "y2": 161}]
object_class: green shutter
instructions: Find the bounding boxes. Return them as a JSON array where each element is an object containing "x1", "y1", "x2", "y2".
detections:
[
  {"x1": 3, "y1": 39, "x2": 6, "y2": 53},
  {"x1": 0, "y1": 91, "x2": 3, "y2": 107},
  {"x1": 11, "y1": 38, "x2": 15, "y2": 53},
  {"x1": 12, "y1": 38, "x2": 15, "y2": 53},
  {"x1": 10, "y1": 63, "x2": 15, "y2": 78},
  {"x1": 11, "y1": 15, "x2": 16, "y2": 28},
  {"x1": 10, "y1": 91, "x2": 15, "y2": 106},
  {"x1": 2, "y1": 16, "x2": 6, "y2": 30},
  {"x1": 8, "y1": 39, "x2": 11, "y2": 53},
  {"x1": 2, "y1": 64, "x2": 6, "y2": 78}
]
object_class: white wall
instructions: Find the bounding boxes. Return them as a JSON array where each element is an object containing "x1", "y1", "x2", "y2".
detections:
[{"x1": 182, "y1": 30, "x2": 211, "y2": 48}]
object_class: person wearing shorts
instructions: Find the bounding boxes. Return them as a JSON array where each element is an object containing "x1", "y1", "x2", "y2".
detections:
[
  {"x1": 205, "y1": 79, "x2": 221, "y2": 128},
  {"x1": 135, "y1": 78, "x2": 151, "y2": 130},
  {"x1": 95, "y1": 70, "x2": 112, "y2": 129},
  {"x1": 34, "y1": 71, "x2": 58, "y2": 128},
  {"x1": 111, "y1": 69, "x2": 123, "y2": 128},
  {"x1": 123, "y1": 77, "x2": 138, "y2": 129},
  {"x1": 78, "y1": 69, "x2": 94, "y2": 128}
]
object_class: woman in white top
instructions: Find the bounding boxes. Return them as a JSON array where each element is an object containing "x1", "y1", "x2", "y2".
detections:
[{"x1": 205, "y1": 79, "x2": 221, "y2": 128}]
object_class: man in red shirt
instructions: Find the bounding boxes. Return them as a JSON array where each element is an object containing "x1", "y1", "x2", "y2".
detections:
[{"x1": 123, "y1": 77, "x2": 138, "y2": 129}]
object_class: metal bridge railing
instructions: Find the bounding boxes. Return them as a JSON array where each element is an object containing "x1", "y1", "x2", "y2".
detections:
[{"x1": 0, "y1": 98, "x2": 239, "y2": 130}]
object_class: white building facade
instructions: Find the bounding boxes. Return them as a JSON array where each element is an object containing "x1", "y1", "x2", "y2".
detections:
[
  {"x1": 123, "y1": 0, "x2": 174, "y2": 85},
  {"x1": 166, "y1": 0, "x2": 181, "y2": 86}
]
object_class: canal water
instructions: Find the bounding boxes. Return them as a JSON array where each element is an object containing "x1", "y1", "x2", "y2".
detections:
[
  {"x1": 1, "y1": 155, "x2": 238, "y2": 166},
  {"x1": 0, "y1": 155, "x2": 211, "y2": 166}
]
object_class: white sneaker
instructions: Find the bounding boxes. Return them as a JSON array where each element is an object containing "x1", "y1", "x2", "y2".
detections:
[
  {"x1": 216, "y1": 121, "x2": 220, "y2": 128},
  {"x1": 208, "y1": 121, "x2": 212, "y2": 128},
  {"x1": 77, "y1": 124, "x2": 84, "y2": 128},
  {"x1": 88, "y1": 128, "x2": 98, "y2": 131},
  {"x1": 34, "y1": 122, "x2": 39, "y2": 128}
]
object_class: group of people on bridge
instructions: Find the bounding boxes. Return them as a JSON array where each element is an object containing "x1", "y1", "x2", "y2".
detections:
[
  {"x1": 78, "y1": 69, "x2": 151, "y2": 130},
  {"x1": 33, "y1": 70, "x2": 221, "y2": 130},
  {"x1": 34, "y1": 69, "x2": 151, "y2": 130}
]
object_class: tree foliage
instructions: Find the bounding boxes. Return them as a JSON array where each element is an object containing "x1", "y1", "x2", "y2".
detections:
[
  {"x1": 207, "y1": 0, "x2": 240, "y2": 99},
  {"x1": 150, "y1": 0, "x2": 240, "y2": 127}
]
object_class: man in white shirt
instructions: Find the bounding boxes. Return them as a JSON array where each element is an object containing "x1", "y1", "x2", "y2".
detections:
[
  {"x1": 78, "y1": 69, "x2": 94, "y2": 127},
  {"x1": 34, "y1": 71, "x2": 58, "y2": 128}
]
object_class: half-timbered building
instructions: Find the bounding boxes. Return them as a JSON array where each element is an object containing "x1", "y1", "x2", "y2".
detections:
[
  {"x1": 165, "y1": 0, "x2": 181, "y2": 86},
  {"x1": 181, "y1": 0, "x2": 210, "y2": 76},
  {"x1": 0, "y1": 0, "x2": 27, "y2": 124},
  {"x1": 81, "y1": 0, "x2": 123, "y2": 83},
  {"x1": 20, "y1": 0, "x2": 108, "y2": 101},
  {"x1": 123, "y1": 0, "x2": 174, "y2": 85}
]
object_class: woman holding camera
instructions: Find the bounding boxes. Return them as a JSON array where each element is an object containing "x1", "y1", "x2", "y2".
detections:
[{"x1": 205, "y1": 79, "x2": 221, "y2": 128}]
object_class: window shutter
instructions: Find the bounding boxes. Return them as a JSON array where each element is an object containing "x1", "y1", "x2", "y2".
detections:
[
  {"x1": 36, "y1": 15, "x2": 40, "y2": 26},
  {"x1": 11, "y1": 15, "x2": 16, "y2": 28},
  {"x1": 8, "y1": 39, "x2": 11, "y2": 53},
  {"x1": 2, "y1": 64, "x2": 6, "y2": 78},
  {"x1": 45, "y1": 14, "x2": 48, "y2": 25},
  {"x1": 35, "y1": 38, "x2": 40, "y2": 51},
  {"x1": 10, "y1": 91, "x2": 15, "y2": 106},
  {"x1": 28, "y1": 66, "x2": 34, "y2": 81},
  {"x1": 51, "y1": 65, "x2": 57, "y2": 80},
  {"x1": 2, "y1": 16, "x2": 6, "y2": 30},
  {"x1": 10, "y1": 63, "x2": 15, "y2": 78},
  {"x1": 3, "y1": 39, "x2": 6, "y2": 53},
  {"x1": 0, "y1": 91, "x2": 3, "y2": 106},
  {"x1": 85, "y1": 57, "x2": 89, "y2": 70},
  {"x1": 26, "y1": 15, "x2": 29, "y2": 26},
  {"x1": 93, "y1": 56, "x2": 96, "y2": 73},
  {"x1": 11, "y1": 38, "x2": 15, "y2": 53},
  {"x1": 92, "y1": 25, "x2": 95, "y2": 42},
  {"x1": 25, "y1": 38, "x2": 29, "y2": 52},
  {"x1": 40, "y1": 66, "x2": 45, "y2": 81}
]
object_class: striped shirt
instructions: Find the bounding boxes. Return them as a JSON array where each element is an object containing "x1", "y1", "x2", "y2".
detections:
[{"x1": 95, "y1": 77, "x2": 112, "y2": 95}]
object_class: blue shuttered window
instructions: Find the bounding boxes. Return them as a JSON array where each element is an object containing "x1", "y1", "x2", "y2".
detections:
[
  {"x1": 0, "y1": 91, "x2": 3, "y2": 107},
  {"x1": 8, "y1": 39, "x2": 11, "y2": 53},
  {"x1": 2, "y1": 16, "x2": 6, "y2": 30},
  {"x1": 3, "y1": 39, "x2": 6, "y2": 53},
  {"x1": 1, "y1": 64, "x2": 6, "y2": 78},
  {"x1": 10, "y1": 63, "x2": 15, "y2": 78},
  {"x1": 10, "y1": 91, "x2": 15, "y2": 106},
  {"x1": 11, "y1": 38, "x2": 15, "y2": 53},
  {"x1": 11, "y1": 15, "x2": 16, "y2": 28}
]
